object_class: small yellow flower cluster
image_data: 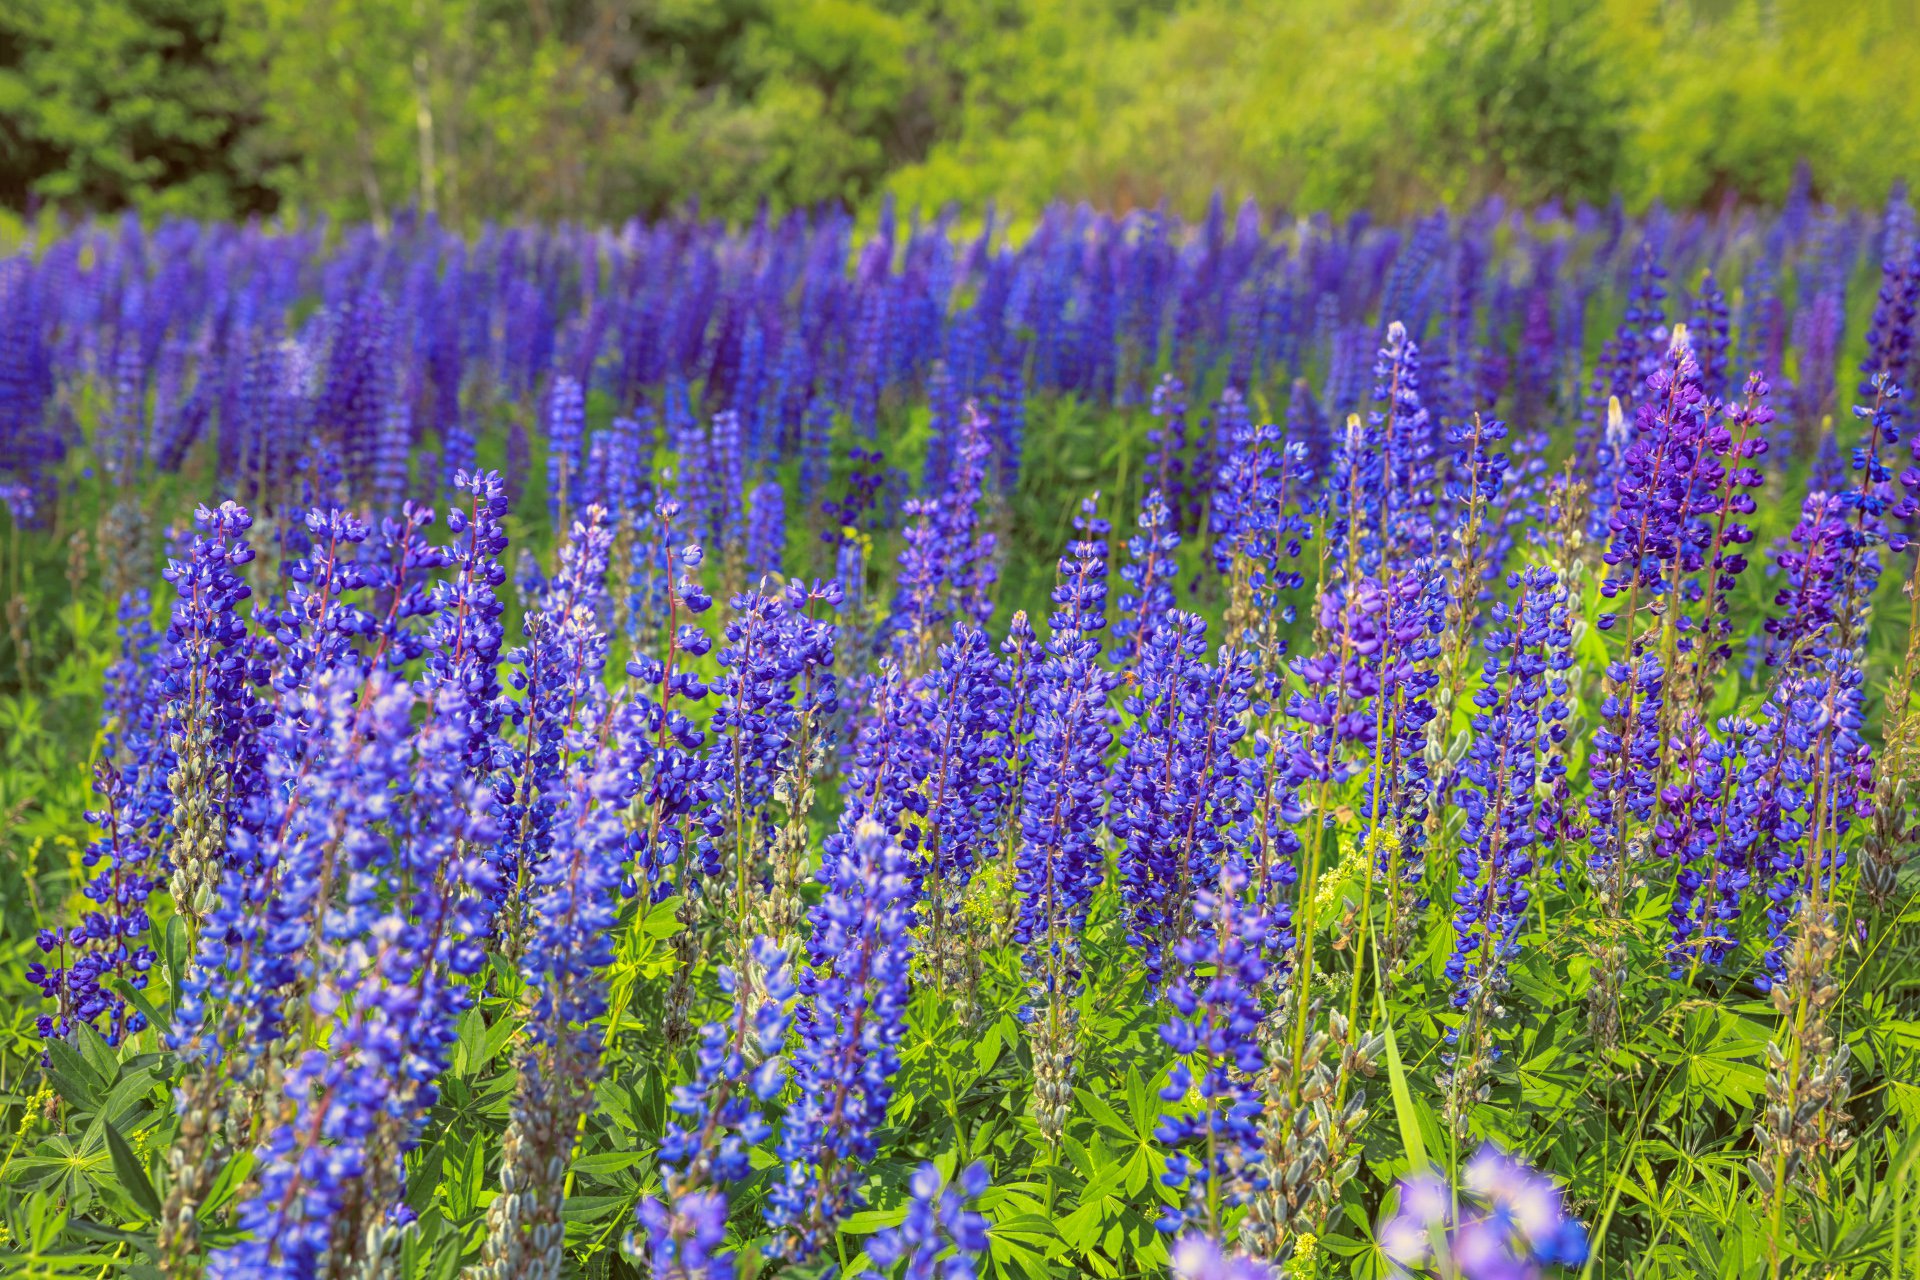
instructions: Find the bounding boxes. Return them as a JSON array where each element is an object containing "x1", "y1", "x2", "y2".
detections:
[{"x1": 1291, "y1": 1230, "x2": 1319, "y2": 1275}]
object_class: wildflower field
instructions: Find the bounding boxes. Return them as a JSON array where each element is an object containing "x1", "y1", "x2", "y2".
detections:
[{"x1": 0, "y1": 189, "x2": 1917, "y2": 1280}]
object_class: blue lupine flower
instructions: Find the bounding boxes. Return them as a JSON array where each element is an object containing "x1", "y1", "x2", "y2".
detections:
[
  {"x1": 709, "y1": 581, "x2": 842, "y2": 926},
  {"x1": 546, "y1": 374, "x2": 586, "y2": 530},
  {"x1": 1598, "y1": 325, "x2": 1713, "y2": 634},
  {"x1": 1661, "y1": 715, "x2": 1759, "y2": 975},
  {"x1": 1113, "y1": 611, "x2": 1257, "y2": 988},
  {"x1": 746, "y1": 480, "x2": 786, "y2": 583},
  {"x1": 424, "y1": 470, "x2": 511, "y2": 775},
  {"x1": 1015, "y1": 499, "x2": 1119, "y2": 954},
  {"x1": 1765, "y1": 491, "x2": 1849, "y2": 672},
  {"x1": 917, "y1": 624, "x2": 1011, "y2": 907},
  {"x1": 32, "y1": 595, "x2": 173, "y2": 1046},
  {"x1": 492, "y1": 508, "x2": 615, "y2": 937},
  {"x1": 1370, "y1": 320, "x2": 1438, "y2": 563},
  {"x1": 862, "y1": 1162, "x2": 991, "y2": 1280},
  {"x1": 1112, "y1": 488, "x2": 1181, "y2": 664},
  {"x1": 1446, "y1": 569, "x2": 1572, "y2": 1103},
  {"x1": 798, "y1": 394, "x2": 835, "y2": 513},
  {"x1": 765, "y1": 820, "x2": 917, "y2": 1261},
  {"x1": 1379, "y1": 1144, "x2": 1589, "y2": 1279},
  {"x1": 1145, "y1": 374, "x2": 1201, "y2": 534},
  {"x1": 1212, "y1": 416, "x2": 1314, "y2": 658},
  {"x1": 890, "y1": 404, "x2": 999, "y2": 669},
  {"x1": 1155, "y1": 856, "x2": 1269, "y2": 1239},
  {"x1": 209, "y1": 670, "x2": 497, "y2": 1278},
  {"x1": 625, "y1": 527, "x2": 724, "y2": 889},
  {"x1": 638, "y1": 938, "x2": 797, "y2": 1280}
]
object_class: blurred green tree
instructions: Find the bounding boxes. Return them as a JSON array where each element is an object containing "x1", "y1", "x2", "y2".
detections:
[
  {"x1": 7, "y1": 0, "x2": 1920, "y2": 225},
  {"x1": 0, "y1": 0, "x2": 272, "y2": 216}
]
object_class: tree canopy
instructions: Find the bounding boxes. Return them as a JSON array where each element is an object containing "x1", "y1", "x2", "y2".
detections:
[{"x1": 2, "y1": 0, "x2": 1916, "y2": 224}]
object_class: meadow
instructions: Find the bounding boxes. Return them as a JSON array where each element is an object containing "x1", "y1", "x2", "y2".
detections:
[{"x1": 0, "y1": 188, "x2": 1916, "y2": 1279}]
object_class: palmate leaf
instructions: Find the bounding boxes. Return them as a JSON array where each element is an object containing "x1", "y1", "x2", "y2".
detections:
[
  {"x1": 1644, "y1": 1007, "x2": 1770, "y2": 1118},
  {"x1": 7, "y1": 1126, "x2": 113, "y2": 1214}
]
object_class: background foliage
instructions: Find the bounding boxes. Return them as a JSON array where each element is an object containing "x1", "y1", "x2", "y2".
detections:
[{"x1": 6, "y1": 0, "x2": 1920, "y2": 225}]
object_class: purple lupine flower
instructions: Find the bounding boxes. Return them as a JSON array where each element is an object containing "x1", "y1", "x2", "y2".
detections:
[
  {"x1": 1015, "y1": 502, "x2": 1121, "y2": 1141},
  {"x1": 922, "y1": 358, "x2": 961, "y2": 491},
  {"x1": 1380, "y1": 1145, "x2": 1589, "y2": 1279},
  {"x1": 1280, "y1": 575, "x2": 1390, "y2": 793},
  {"x1": 1326, "y1": 411, "x2": 1389, "y2": 583},
  {"x1": 1764, "y1": 492, "x2": 1850, "y2": 673},
  {"x1": 709, "y1": 581, "x2": 842, "y2": 929},
  {"x1": 1830, "y1": 362, "x2": 1910, "y2": 633},
  {"x1": 372, "y1": 390, "x2": 411, "y2": 514},
  {"x1": 1015, "y1": 498, "x2": 1119, "y2": 952},
  {"x1": 546, "y1": 373, "x2": 586, "y2": 531},
  {"x1": 889, "y1": 404, "x2": 999, "y2": 670},
  {"x1": 637, "y1": 1191, "x2": 732, "y2": 1280},
  {"x1": 1169, "y1": 1236, "x2": 1277, "y2": 1280},
  {"x1": 491, "y1": 509, "x2": 615, "y2": 942},
  {"x1": 1580, "y1": 241, "x2": 1670, "y2": 535},
  {"x1": 993, "y1": 608, "x2": 1042, "y2": 849},
  {"x1": 1661, "y1": 715, "x2": 1759, "y2": 976},
  {"x1": 711, "y1": 588, "x2": 805, "y2": 832},
  {"x1": 836, "y1": 659, "x2": 933, "y2": 862},
  {"x1": 765, "y1": 820, "x2": 916, "y2": 1261},
  {"x1": 151, "y1": 502, "x2": 275, "y2": 924},
  {"x1": 916, "y1": 624, "x2": 1011, "y2": 947},
  {"x1": 1370, "y1": 320, "x2": 1437, "y2": 564},
  {"x1": 270, "y1": 505, "x2": 375, "y2": 696},
  {"x1": 1155, "y1": 856, "x2": 1269, "y2": 1240},
  {"x1": 423, "y1": 470, "x2": 510, "y2": 775},
  {"x1": 1582, "y1": 325, "x2": 1721, "y2": 1041},
  {"x1": 746, "y1": 480, "x2": 786, "y2": 583},
  {"x1": 1791, "y1": 286, "x2": 1846, "y2": 457},
  {"x1": 988, "y1": 343, "x2": 1026, "y2": 492},
  {"x1": 798, "y1": 394, "x2": 834, "y2": 515},
  {"x1": 1683, "y1": 373, "x2": 1771, "y2": 692},
  {"x1": 317, "y1": 287, "x2": 393, "y2": 500},
  {"x1": 106, "y1": 333, "x2": 147, "y2": 482},
  {"x1": 361, "y1": 501, "x2": 455, "y2": 673},
  {"x1": 1212, "y1": 416, "x2": 1314, "y2": 661},
  {"x1": 667, "y1": 378, "x2": 707, "y2": 532},
  {"x1": 209, "y1": 669, "x2": 497, "y2": 1278},
  {"x1": 1114, "y1": 612, "x2": 1257, "y2": 988},
  {"x1": 625, "y1": 495, "x2": 680, "y2": 652},
  {"x1": 1145, "y1": 374, "x2": 1202, "y2": 534},
  {"x1": 31, "y1": 593, "x2": 173, "y2": 1045},
  {"x1": 624, "y1": 523, "x2": 723, "y2": 889},
  {"x1": 637, "y1": 938, "x2": 796, "y2": 1280},
  {"x1": 861, "y1": 1162, "x2": 991, "y2": 1280},
  {"x1": 709, "y1": 408, "x2": 747, "y2": 562},
  {"x1": 1753, "y1": 655, "x2": 1870, "y2": 989},
  {"x1": 1439, "y1": 412, "x2": 1509, "y2": 558},
  {"x1": 1688, "y1": 271, "x2": 1732, "y2": 403},
  {"x1": 1598, "y1": 325, "x2": 1713, "y2": 633},
  {"x1": 1112, "y1": 488, "x2": 1181, "y2": 665},
  {"x1": 1444, "y1": 569, "x2": 1572, "y2": 1116},
  {"x1": 1358, "y1": 566, "x2": 1447, "y2": 906},
  {"x1": 1583, "y1": 645, "x2": 1664, "y2": 876}
]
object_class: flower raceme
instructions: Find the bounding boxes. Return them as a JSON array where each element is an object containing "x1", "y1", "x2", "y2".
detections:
[{"x1": 18, "y1": 193, "x2": 1920, "y2": 1280}]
